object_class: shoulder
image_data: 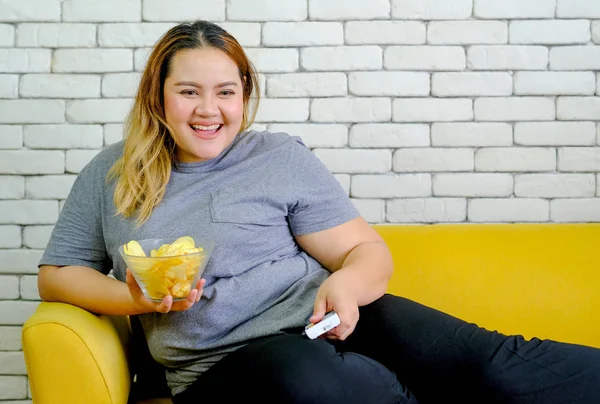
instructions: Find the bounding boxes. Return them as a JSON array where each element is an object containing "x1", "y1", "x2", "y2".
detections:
[{"x1": 238, "y1": 129, "x2": 308, "y2": 157}]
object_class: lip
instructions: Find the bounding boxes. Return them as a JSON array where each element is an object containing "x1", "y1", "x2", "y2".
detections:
[{"x1": 189, "y1": 123, "x2": 223, "y2": 140}]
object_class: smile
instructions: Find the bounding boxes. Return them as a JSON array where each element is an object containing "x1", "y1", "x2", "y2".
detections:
[{"x1": 189, "y1": 124, "x2": 223, "y2": 139}]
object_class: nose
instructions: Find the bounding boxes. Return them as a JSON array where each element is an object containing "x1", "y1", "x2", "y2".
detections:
[{"x1": 194, "y1": 94, "x2": 219, "y2": 117}]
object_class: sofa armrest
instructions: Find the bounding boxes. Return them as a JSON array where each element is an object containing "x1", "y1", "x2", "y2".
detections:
[{"x1": 22, "y1": 302, "x2": 132, "y2": 404}]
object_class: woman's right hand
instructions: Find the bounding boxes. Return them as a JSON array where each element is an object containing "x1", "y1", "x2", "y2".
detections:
[{"x1": 126, "y1": 268, "x2": 206, "y2": 314}]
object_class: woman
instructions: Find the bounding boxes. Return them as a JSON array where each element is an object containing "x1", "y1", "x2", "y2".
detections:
[{"x1": 38, "y1": 20, "x2": 600, "y2": 404}]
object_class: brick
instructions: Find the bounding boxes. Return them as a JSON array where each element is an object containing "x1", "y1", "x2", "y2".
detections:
[
  {"x1": 0, "y1": 151, "x2": 64, "y2": 174},
  {"x1": 0, "y1": 125, "x2": 23, "y2": 149},
  {"x1": 475, "y1": 0, "x2": 555, "y2": 18},
  {"x1": 16, "y1": 23, "x2": 96, "y2": 47},
  {"x1": 24, "y1": 124, "x2": 103, "y2": 149},
  {"x1": 313, "y1": 149, "x2": 391, "y2": 173},
  {"x1": 349, "y1": 124, "x2": 429, "y2": 148},
  {"x1": 0, "y1": 302, "x2": 39, "y2": 325},
  {"x1": 144, "y1": 0, "x2": 224, "y2": 21},
  {"x1": 0, "y1": 250, "x2": 43, "y2": 274},
  {"x1": 63, "y1": 0, "x2": 141, "y2": 22},
  {"x1": 0, "y1": 49, "x2": 51, "y2": 73},
  {"x1": 66, "y1": 150, "x2": 101, "y2": 173},
  {"x1": 0, "y1": 352, "x2": 27, "y2": 375},
  {"x1": 351, "y1": 199, "x2": 385, "y2": 223},
  {"x1": 432, "y1": 123, "x2": 512, "y2": 147},
  {"x1": 311, "y1": 98, "x2": 391, "y2": 123},
  {"x1": 597, "y1": 174, "x2": 600, "y2": 195},
  {"x1": 227, "y1": 0, "x2": 306, "y2": 21},
  {"x1": 393, "y1": 98, "x2": 473, "y2": 122},
  {"x1": 468, "y1": 46, "x2": 548, "y2": 70},
  {"x1": 558, "y1": 148, "x2": 600, "y2": 172},
  {"x1": 254, "y1": 99, "x2": 309, "y2": 123},
  {"x1": 349, "y1": 72, "x2": 429, "y2": 97},
  {"x1": 516, "y1": 174, "x2": 595, "y2": 198},
  {"x1": 302, "y1": 46, "x2": 382, "y2": 71},
  {"x1": 249, "y1": 123, "x2": 268, "y2": 132},
  {"x1": 98, "y1": 23, "x2": 175, "y2": 47},
  {"x1": 0, "y1": 226, "x2": 21, "y2": 249},
  {"x1": 510, "y1": 20, "x2": 590, "y2": 45},
  {"x1": 0, "y1": 376, "x2": 27, "y2": 399},
  {"x1": 67, "y1": 99, "x2": 133, "y2": 123},
  {"x1": 0, "y1": 177, "x2": 24, "y2": 199},
  {"x1": 0, "y1": 201, "x2": 59, "y2": 225},
  {"x1": 334, "y1": 174, "x2": 350, "y2": 195},
  {"x1": 218, "y1": 23, "x2": 261, "y2": 47},
  {"x1": 267, "y1": 73, "x2": 346, "y2": 97},
  {"x1": 434, "y1": 173, "x2": 513, "y2": 197},
  {"x1": 263, "y1": 22, "x2": 343, "y2": 46},
  {"x1": 0, "y1": 100, "x2": 64, "y2": 124},
  {"x1": 0, "y1": 0, "x2": 60, "y2": 22},
  {"x1": 598, "y1": 123, "x2": 600, "y2": 145},
  {"x1": 515, "y1": 72, "x2": 595, "y2": 96},
  {"x1": 598, "y1": 73, "x2": 600, "y2": 94},
  {"x1": 26, "y1": 175, "x2": 76, "y2": 199},
  {"x1": 104, "y1": 123, "x2": 124, "y2": 146},
  {"x1": 20, "y1": 275, "x2": 40, "y2": 300},
  {"x1": 0, "y1": 75, "x2": 18, "y2": 98},
  {"x1": 53, "y1": 49, "x2": 133, "y2": 73},
  {"x1": 352, "y1": 174, "x2": 431, "y2": 198},
  {"x1": 476, "y1": 148, "x2": 556, "y2": 172},
  {"x1": 245, "y1": 49, "x2": 298, "y2": 73},
  {"x1": 551, "y1": 199, "x2": 600, "y2": 222},
  {"x1": 475, "y1": 97, "x2": 555, "y2": 122},
  {"x1": 428, "y1": 21, "x2": 507, "y2": 45},
  {"x1": 23, "y1": 226, "x2": 53, "y2": 249},
  {"x1": 515, "y1": 122, "x2": 596, "y2": 146},
  {"x1": 0, "y1": 327, "x2": 23, "y2": 350},
  {"x1": 0, "y1": 276, "x2": 19, "y2": 299},
  {"x1": 469, "y1": 199, "x2": 549, "y2": 222},
  {"x1": 102, "y1": 73, "x2": 141, "y2": 98},
  {"x1": 387, "y1": 198, "x2": 467, "y2": 223},
  {"x1": 268, "y1": 124, "x2": 347, "y2": 148},
  {"x1": 432, "y1": 72, "x2": 511, "y2": 97},
  {"x1": 385, "y1": 46, "x2": 465, "y2": 70},
  {"x1": 557, "y1": 97, "x2": 600, "y2": 120},
  {"x1": 550, "y1": 46, "x2": 600, "y2": 70},
  {"x1": 393, "y1": 148, "x2": 474, "y2": 172},
  {"x1": 0, "y1": 24, "x2": 14, "y2": 46},
  {"x1": 5, "y1": 400, "x2": 32, "y2": 404},
  {"x1": 346, "y1": 21, "x2": 425, "y2": 45},
  {"x1": 392, "y1": 0, "x2": 472, "y2": 20},
  {"x1": 309, "y1": 0, "x2": 389, "y2": 20},
  {"x1": 134, "y1": 48, "x2": 151, "y2": 71},
  {"x1": 557, "y1": 0, "x2": 600, "y2": 18},
  {"x1": 20, "y1": 74, "x2": 101, "y2": 98},
  {"x1": 593, "y1": 22, "x2": 600, "y2": 44}
]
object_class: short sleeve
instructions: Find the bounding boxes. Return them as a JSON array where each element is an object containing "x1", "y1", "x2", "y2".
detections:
[{"x1": 286, "y1": 137, "x2": 360, "y2": 236}]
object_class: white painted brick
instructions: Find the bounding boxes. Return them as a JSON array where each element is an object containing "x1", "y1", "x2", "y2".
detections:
[
  {"x1": 0, "y1": 49, "x2": 51, "y2": 73},
  {"x1": 346, "y1": 21, "x2": 425, "y2": 45},
  {"x1": 26, "y1": 175, "x2": 76, "y2": 199},
  {"x1": 218, "y1": 23, "x2": 261, "y2": 47},
  {"x1": 311, "y1": 98, "x2": 391, "y2": 123},
  {"x1": 0, "y1": 151, "x2": 64, "y2": 174},
  {"x1": 20, "y1": 275, "x2": 40, "y2": 300},
  {"x1": 67, "y1": 99, "x2": 133, "y2": 123},
  {"x1": 515, "y1": 174, "x2": 595, "y2": 198},
  {"x1": 558, "y1": 97, "x2": 600, "y2": 120},
  {"x1": 263, "y1": 22, "x2": 343, "y2": 46},
  {"x1": 98, "y1": 23, "x2": 175, "y2": 47},
  {"x1": 53, "y1": 49, "x2": 133, "y2": 73},
  {"x1": 246, "y1": 48, "x2": 298, "y2": 73},
  {"x1": 469, "y1": 199, "x2": 549, "y2": 222},
  {"x1": 387, "y1": 198, "x2": 467, "y2": 223},
  {"x1": 598, "y1": 73, "x2": 600, "y2": 95},
  {"x1": 24, "y1": 124, "x2": 102, "y2": 149},
  {"x1": 434, "y1": 173, "x2": 513, "y2": 197},
  {"x1": 352, "y1": 174, "x2": 431, "y2": 198},
  {"x1": 0, "y1": 24, "x2": 14, "y2": 46},
  {"x1": 23, "y1": 225, "x2": 53, "y2": 249},
  {"x1": 144, "y1": 0, "x2": 224, "y2": 21},
  {"x1": 302, "y1": 46, "x2": 382, "y2": 71},
  {"x1": 432, "y1": 123, "x2": 512, "y2": 147},
  {"x1": 0, "y1": 352, "x2": 27, "y2": 375},
  {"x1": 598, "y1": 123, "x2": 600, "y2": 145},
  {"x1": 268, "y1": 124, "x2": 347, "y2": 148},
  {"x1": 393, "y1": 98, "x2": 473, "y2": 122},
  {"x1": 349, "y1": 72, "x2": 429, "y2": 97},
  {"x1": 16, "y1": 23, "x2": 96, "y2": 47},
  {"x1": 20, "y1": 74, "x2": 101, "y2": 98},
  {"x1": 475, "y1": 97, "x2": 555, "y2": 122},
  {"x1": 0, "y1": 0, "x2": 60, "y2": 22},
  {"x1": 227, "y1": 0, "x2": 307, "y2": 21},
  {"x1": 475, "y1": 0, "x2": 555, "y2": 18},
  {"x1": 392, "y1": 0, "x2": 472, "y2": 20},
  {"x1": 385, "y1": 46, "x2": 465, "y2": 71},
  {"x1": 0, "y1": 276, "x2": 19, "y2": 299},
  {"x1": 309, "y1": 0, "x2": 390, "y2": 20},
  {"x1": 0, "y1": 250, "x2": 43, "y2": 274},
  {"x1": 557, "y1": 0, "x2": 600, "y2": 18},
  {"x1": 0, "y1": 100, "x2": 64, "y2": 124},
  {"x1": 350, "y1": 124, "x2": 429, "y2": 148},
  {"x1": 510, "y1": 20, "x2": 590, "y2": 45},
  {"x1": 558, "y1": 148, "x2": 600, "y2": 172},
  {"x1": 66, "y1": 150, "x2": 101, "y2": 173},
  {"x1": 551, "y1": 199, "x2": 600, "y2": 222},
  {"x1": 432, "y1": 73, "x2": 511, "y2": 97},
  {"x1": 351, "y1": 199, "x2": 385, "y2": 223},
  {"x1": 0, "y1": 226, "x2": 21, "y2": 249},
  {"x1": 393, "y1": 148, "x2": 474, "y2": 172},
  {"x1": 515, "y1": 122, "x2": 596, "y2": 146},
  {"x1": 5, "y1": 400, "x2": 32, "y2": 404},
  {"x1": 515, "y1": 72, "x2": 595, "y2": 96},
  {"x1": 0, "y1": 327, "x2": 23, "y2": 350},
  {"x1": 428, "y1": 21, "x2": 507, "y2": 45},
  {"x1": 0, "y1": 301, "x2": 39, "y2": 325},
  {"x1": 0, "y1": 126, "x2": 23, "y2": 149},
  {"x1": 134, "y1": 48, "x2": 151, "y2": 71},
  {"x1": 254, "y1": 99, "x2": 309, "y2": 122},
  {"x1": 593, "y1": 22, "x2": 600, "y2": 44},
  {"x1": 104, "y1": 123, "x2": 124, "y2": 146},
  {"x1": 476, "y1": 148, "x2": 556, "y2": 172},
  {"x1": 0, "y1": 177, "x2": 24, "y2": 199},
  {"x1": 0, "y1": 75, "x2": 18, "y2": 98},
  {"x1": 313, "y1": 149, "x2": 391, "y2": 173},
  {"x1": 63, "y1": 0, "x2": 141, "y2": 22},
  {"x1": 334, "y1": 174, "x2": 350, "y2": 195},
  {"x1": 0, "y1": 376, "x2": 27, "y2": 399},
  {"x1": 597, "y1": 174, "x2": 600, "y2": 196},
  {"x1": 468, "y1": 46, "x2": 548, "y2": 70},
  {"x1": 102, "y1": 73, "x2": 141, "y2": 98},
  {"x1": 0, "y1": 201, "x2": 59, "y2": 225},
  {"x1": 550, "y1": 46, "x2": 600, "y2": 70},
  {"x1": 267, "y1": 73, "x2": 346, "y2": 97}
]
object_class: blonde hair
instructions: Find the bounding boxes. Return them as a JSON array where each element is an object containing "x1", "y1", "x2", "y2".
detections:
[{"x1": 108, "y1": 21, "x2": 260, "y2": 226}]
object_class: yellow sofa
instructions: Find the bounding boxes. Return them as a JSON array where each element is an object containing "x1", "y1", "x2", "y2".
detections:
[{"x1": 22, "y1": 223, "x2": 600, "y2": 404}]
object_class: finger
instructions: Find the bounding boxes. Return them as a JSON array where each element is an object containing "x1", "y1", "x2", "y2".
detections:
[
  {"x1": 196, "y1": 279, "x2": 206, "y2": 303},
  {"x1": 310, "y1": 295, "x2": 327, "y2": 324},
  {"x1": 157, "y1": 295, "x2": 173, "y2": 313},
  {"x1": 125, "y1": 268, "x2": 140, "y2": 290}
]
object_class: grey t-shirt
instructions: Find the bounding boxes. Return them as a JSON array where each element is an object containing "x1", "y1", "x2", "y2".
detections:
[{"x1": 40, "y1": 130, "x2": 360, "y2": 395}]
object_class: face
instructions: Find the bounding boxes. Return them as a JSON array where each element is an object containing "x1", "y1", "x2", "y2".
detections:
[{"x1": 163, "y1": 47, "x2": 244, "y2": 163}]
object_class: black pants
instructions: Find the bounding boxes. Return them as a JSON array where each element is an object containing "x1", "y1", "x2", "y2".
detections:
[{"x1": 173, "y1": 295, "x2": 600, "y2": 404}]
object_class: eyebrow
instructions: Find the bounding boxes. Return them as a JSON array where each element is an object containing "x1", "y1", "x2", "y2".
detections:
[{"x1": 174, "y1": 81, "x2": 239, "y2": 88}]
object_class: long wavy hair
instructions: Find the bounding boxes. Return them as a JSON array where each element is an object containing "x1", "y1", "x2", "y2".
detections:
[{"x1": 108, "y1": 20, "x2": 260, "y2": 226}]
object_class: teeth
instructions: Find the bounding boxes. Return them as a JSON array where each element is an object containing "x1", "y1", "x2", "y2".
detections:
[{"x1": 191, "y1": 124, "x2": 220, "y2": 131}]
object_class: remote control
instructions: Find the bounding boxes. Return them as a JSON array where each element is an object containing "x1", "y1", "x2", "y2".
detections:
[{"x1": 304, "y1": 311, "x2": 340, "y2": 339}]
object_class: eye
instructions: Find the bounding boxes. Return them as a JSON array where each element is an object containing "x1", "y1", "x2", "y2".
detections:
[
  {"x1": 180, "y1": 89, "x2": 197, "y2": 96},
  {"x1": 219, "y1": 90, "x2": 235, "y2": 97}
]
